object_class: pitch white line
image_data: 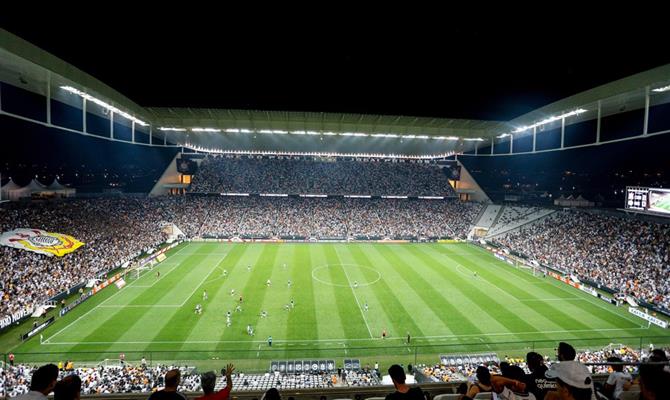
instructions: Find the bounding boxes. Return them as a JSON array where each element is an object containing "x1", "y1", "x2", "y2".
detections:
[
  {"x1": 97, "y1": 305, "x2": 181, "y2": 308},
  {"x1": 43, "y1": 243, "x2": 193, "y2": 343},
  {"x1": 538, "y1": 274, "x2": 648, "y2": 327},
  {"x1": 454, "y1": 264, "x2": 519, "y2": 302},
  {"x1": 519, "y1": 298, "x2": 584, "y2": 302},
  {"x1": 468, "y1": 244, "x2": 647, "y2": 328},
  {"x1": 42, "y1": 326, "x2": 651, "y2": 346},
  {"x1": 173, "y1": 252, "x2": 231, "y2": 255},
  {"x1": 340, "y1": 264, "x2": 374, "y2": 338},
  {"x1": 177, "y1": 253, "x2": 228, "y2": 307}
]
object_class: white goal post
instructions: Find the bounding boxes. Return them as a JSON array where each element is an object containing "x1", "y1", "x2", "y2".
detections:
[{"x1": 124, "y1": 262, "x2": 154, "y2": 280}]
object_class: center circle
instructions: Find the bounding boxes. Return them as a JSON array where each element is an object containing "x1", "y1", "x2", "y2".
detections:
[{"x1": 311, "y1": 263, "x2": 381, "y2": 287}]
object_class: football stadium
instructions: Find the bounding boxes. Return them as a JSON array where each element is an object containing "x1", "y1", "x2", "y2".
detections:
[{"x1": 1, "y1": 19, "x2": 669, "y2": 400}]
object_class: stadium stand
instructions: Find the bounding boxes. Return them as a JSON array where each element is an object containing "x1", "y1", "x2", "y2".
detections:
[
  {"x1": 190, "y1": 156, "x2": 457, "y2": 197},
  {"x1": 484, "y1": 206, "x2": 555, "y2": 237},
  {"x1": 494, "y1": 209, "x2": 670, "y2": 309}
]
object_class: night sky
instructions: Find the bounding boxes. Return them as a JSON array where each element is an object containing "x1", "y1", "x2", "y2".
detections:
[{"x1": 2, "y1": 10, "x2": 668, "y2": 121}]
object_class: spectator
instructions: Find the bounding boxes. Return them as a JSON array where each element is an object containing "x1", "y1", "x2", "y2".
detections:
[
  {"x1": 13, "y1": 364, "x2": 59, "y2": 400},
  {"x1": 148, "y1": 369, "x2": 187, "y2": 400},
  {"x1": 465, "y1": 366, "x2": 493, "y2": 398},
  {"x1": 526, "y1": 351, "x2": 556, "y2": 400},
  {"x1": 602, "y1": 357, "x2": 631, "y2": 400},
  {"x1": 261, "y1": 388, "x2": 281, "y2": 400},
  {"x1": 53, "y1": 375, "x2": 81, "y2": 400},
  {"x1": 195, "y1": 364, "x2": 234, "y2": 400},
  {"x1": 638, "y1": 363, "x2": 670, "y2": 400},
  {"x1": 545, "y1": 361, "x2": 592, "y2": 400},
  {"x1": 558, "y1": 342, "x2": 577, "y2": 362},
  {"x1": 385, "y1": 364, "x2": 423, "y2": 400}
]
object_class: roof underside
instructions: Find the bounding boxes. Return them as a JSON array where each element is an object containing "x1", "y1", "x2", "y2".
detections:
[
  {"x1": 144, "y1": 107, "x2": 504, "y2": 138},
  {"x1": 2, "y1": 28, "x2": 670, "y2": 141}
]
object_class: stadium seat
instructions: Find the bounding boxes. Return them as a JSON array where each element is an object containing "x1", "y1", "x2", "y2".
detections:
[
  {"x1": 433, "y1": 394, "x2": 462, "y2": 400},
  {"x1": 617, "y1": 392, "x2": 640, "y2": 400},
  {"x1": 473, "y1": 393, "x2": 492, "y2": 400},
  {"x1": 366, "y1": 397, "x2": 387, "y2": 400}
]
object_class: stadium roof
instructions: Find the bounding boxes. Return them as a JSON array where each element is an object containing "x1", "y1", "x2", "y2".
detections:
[
  {"x1": 0, "y1": 13, "x2": 670, "y2": 142},
  {"x1": 144, "y1": 108, "x2": 504, "y2": 139}
]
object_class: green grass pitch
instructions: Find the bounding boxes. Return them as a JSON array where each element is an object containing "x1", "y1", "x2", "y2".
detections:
[
  {"x1": 9, "y1": 242, "x2": 670, "y2": 371},
  {"x1": 651, "y1": 196, "x2": 670, "y2": 212}
]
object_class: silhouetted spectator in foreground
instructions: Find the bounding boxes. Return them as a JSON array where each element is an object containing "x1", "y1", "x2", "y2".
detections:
[
  {"x1": 14, "y1": 363, "x2": 59, "y2": 400},
  {"x1": 261, "y1": 388, "x2": 281, "y2": 400},
  {"x1": 148, "y1": 369, "x2": 187, "y2": 400},
  {"x1": 54, "y1": 374, "x2": 82, "y2": 400},
  {"x1": 385, "y1": 364, "x2": 423, "y2": 400}
]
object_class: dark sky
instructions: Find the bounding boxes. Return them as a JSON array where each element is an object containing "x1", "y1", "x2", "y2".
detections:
[{"x1": 2, "y1": 10, "x2": 668, "y2": 121}]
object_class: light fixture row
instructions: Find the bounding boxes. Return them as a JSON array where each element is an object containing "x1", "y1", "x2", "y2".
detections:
[
  {"x1": 158, "y1": 127, "x2": 485, "y2": 141},
  {"x1": 60, "y1": 86, "x2": 148, "y2": 126}
]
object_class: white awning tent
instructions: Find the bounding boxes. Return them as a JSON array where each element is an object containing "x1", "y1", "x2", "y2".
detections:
[
  {"x1": 1, "y1": 178, "x2": 31, "y2": 200},
  {"x1": 0, "y1": 178, "x2": 75, "y2": 201},
  {"x1": 554, "y1": 194, "x2": 595, "y2": 208},
  {"x1": 47, "y1": 179, "x2": 76, "y2": 197}
]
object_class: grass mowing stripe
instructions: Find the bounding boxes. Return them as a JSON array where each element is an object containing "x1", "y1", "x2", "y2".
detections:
[
  {"x1": 372, "y1": 245, "x2": 484, "y2": 337},
  {"x1": 476, "y1": 259, "x2": 634, "y2": 331},
  {"x1": 335, "y1": 248, "x2": 374, "y2": 338},
  {"x1": 150, "y1": 247, "x2": 235, "y2": 359},
  {"x1": 438, "y1": 246, "x2": 606, "y2": 335},
  {"x1": 286, "y1": 245, "x2": 320, "y2": 346},
  {"x1": 467, "y1": 244, "x2": 647, "y2": 328},
  {"x1": 75, "y1": 246, "x2": 219, "y2": 357},
  {"x1": 410, "y1": 245, "x2": 551, "y2": 343},
  {"x1": 321, "y1": 245, "x2": 374, "y2": 340},
  {"x1": 344, "y1": 244, "x2": 425, "y2": 342},
  {"x1": 238, "y1": 244, "x2": 280, "y2": 358}
]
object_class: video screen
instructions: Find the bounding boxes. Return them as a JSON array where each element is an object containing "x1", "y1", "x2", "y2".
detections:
[
  {"x1": 626, "y1": 187, "x2": 670, "y2": 216},
  {"x1": 648, "y1": 188, "x2": 670, "y2": 215}
]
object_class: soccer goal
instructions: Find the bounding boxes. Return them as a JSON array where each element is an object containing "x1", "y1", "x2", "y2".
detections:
[
  {"x1": 124, "y1": 262, "x2": 154, "y2": 281},
  {"x1": 515, "y1": 260, "x2": 542, "y2": 277}
]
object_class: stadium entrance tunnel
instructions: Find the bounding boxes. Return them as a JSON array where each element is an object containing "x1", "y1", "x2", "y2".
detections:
[{"x1": 311, "y1": 263, "x2": 381, "y2": 287}]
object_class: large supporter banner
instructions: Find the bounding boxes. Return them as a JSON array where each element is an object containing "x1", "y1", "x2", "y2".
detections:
[{"x1": 0, "y1": 228, "x2": 84, "y2": 257}]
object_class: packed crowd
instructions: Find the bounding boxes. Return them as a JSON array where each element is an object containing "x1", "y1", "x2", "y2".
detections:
[
  {"x1": 0, "y1": 196, "x2": 479, "y2": 322},
  {"x1": 494, "y1": 210, "x2": 670, "y2": 309},
  {"x1": 163, "y1": 196, "x2": 481, "y2": 239},
  {"x1": 420, "y1": 343, "x2": 669, "y2": 400},
  {"x1": 421, "y1": 345, "x2": 657, "y2": 383},
  {"x1": 0, "y1": 362, "x2": 380, "y2": 397},
  {"x1": 2, "y1": 344, "x2": 669, "y2": 398},
  {"x1": 190, "y1": 156, "x2": 457, "y2": 196},
  {"x1": 0, "y1": 364, "x2": 199, "y2": 397},
  {"x1": 0, "y1": 199, "x2": 168, "y2": 319}
]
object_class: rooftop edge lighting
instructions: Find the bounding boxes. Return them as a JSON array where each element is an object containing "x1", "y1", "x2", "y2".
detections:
[
  {"x1": 182, "y1": 143, "x2": 456, "y2": 160},
  {"x1": 156, "y1": 126, "x2": 485, "y2": 142},
  {"x1": 652, "y1": 85, "x2": 670, "y2": 93},
  {"x1": 60, "y1": 86, "x2": 148, "y2": 126},
  {"x1": 191, "y1": 128, "x2": 221, "y2": 132},
  {"x1": 512, "y1": 109, "x2": 588, "y2": 133}
]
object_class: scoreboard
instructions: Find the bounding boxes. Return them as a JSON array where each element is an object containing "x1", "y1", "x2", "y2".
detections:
[{"x1": 625, "y1": 186, "x2": 670, "y2": 216}]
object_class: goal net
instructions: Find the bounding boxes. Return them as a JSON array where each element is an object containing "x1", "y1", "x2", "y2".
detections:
[{"x1": 124, "y1": 261, "x2": 155, "y2": 281}]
